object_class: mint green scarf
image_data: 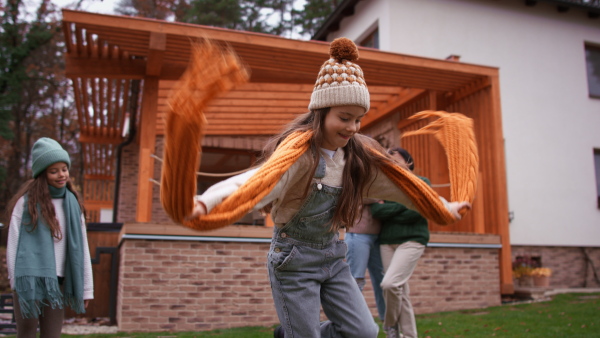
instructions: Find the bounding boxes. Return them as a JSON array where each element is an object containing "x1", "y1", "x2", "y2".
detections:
[{"x1": 15, "y1": 185, "x2": 85, "y2": 318}]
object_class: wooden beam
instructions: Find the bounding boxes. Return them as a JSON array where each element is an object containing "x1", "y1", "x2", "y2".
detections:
[
  {"x1": 233, "y1": 83, "x2": 315, "y2": 92},
  {"x1": 448, "y1": 77, "x2": 491, "y2": 105},
  {"x1": 66, "y1": 57, "x2": 146, "y2": 79},
  {"x1": 79, "y1": 133, "x2": 124, "y2": 145},
  {"x1": 146, "y1": 32, "x2": 166, "y2": 76},
  {"x1": 61, "y1": 10, "x2": 497, "y2": 79},
  {"x1": 84, "y1": 174, "x2": 115, "y2": 180},
  {"x1": 62, "y1": 21, "x2": 74, "y2": 54},
  {"x1": 62, "y1": 9, "x2": 330, "y2": 54},
  {"x1": 136, "y1": 76, "x2": 159, "y2": 223},
  {"x1": 84, "y1": 200, "x2": 114, "y2": 209},
  {"x1": 362, "y1": 88, "x2": 426, "y2": 128}
]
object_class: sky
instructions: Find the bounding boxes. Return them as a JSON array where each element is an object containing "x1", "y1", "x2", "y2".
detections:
[{"x1": 52, "y1": 0, "x2": 119, "y2": 14}]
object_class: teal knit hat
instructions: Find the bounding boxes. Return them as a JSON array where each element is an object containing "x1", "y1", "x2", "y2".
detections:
[{"x1": 31, "y1": 137, "x2": 71, "y2": 178}]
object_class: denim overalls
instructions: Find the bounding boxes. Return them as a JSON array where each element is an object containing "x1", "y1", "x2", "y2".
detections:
[{"x1": 267, "y1": 157, "x2": 379, "y2": 338}]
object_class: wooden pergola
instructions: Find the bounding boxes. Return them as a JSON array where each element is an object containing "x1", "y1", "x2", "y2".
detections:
[{"x1": 61, "y1": 10, "x2": 512, "y2": 294}]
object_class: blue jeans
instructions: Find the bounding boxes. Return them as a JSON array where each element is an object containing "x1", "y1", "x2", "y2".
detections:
[
  {"x1": 345, "y1": 232, "x2": 386, "y2": 321},
  {"x1": 267, "y1": 183, "x2": 379, "y2": 338}
]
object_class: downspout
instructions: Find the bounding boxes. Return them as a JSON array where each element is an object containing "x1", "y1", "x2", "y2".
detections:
[{"x1": 112, "y1": 80, "x2": 141, "y2": 223}]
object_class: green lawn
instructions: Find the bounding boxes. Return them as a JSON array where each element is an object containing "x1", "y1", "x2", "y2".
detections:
[{"x1": 4, "y1": 293, "x2": 599, "y2": 337}]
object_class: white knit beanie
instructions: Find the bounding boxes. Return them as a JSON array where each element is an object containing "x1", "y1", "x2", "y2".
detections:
[{"x1": 308, "y1": 37, "x2": 370, "y2": 112}]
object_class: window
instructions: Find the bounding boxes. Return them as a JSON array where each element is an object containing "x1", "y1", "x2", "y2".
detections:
[
  {"x1": 595, "y1": 149, "x2": 600, "y2": 208},
  {"x1": 585, "y1": 43, "x2": 600, "y2": 98},
  {"x1": 360, "y1": 28, "x2": 379, "y2": 49}
]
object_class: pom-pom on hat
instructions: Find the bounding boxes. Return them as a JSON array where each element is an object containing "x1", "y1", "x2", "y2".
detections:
[
  {"x1": 308, "y1": 37, "x2": 370, "y2": 112},
  {"x1": 31, "y1": 137, "x2": 71, "y2": 178}
]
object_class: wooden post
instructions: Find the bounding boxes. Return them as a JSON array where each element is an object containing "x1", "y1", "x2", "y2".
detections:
[
  {"x1": 135, "y1": 77, "x2": 159, "y2": 222},
  {"x1": 135, "y1": 32, "x2": 165, "y2": 223},
  {"x1": 489, "y1": 74, "x2": 513, "y2": 295}
]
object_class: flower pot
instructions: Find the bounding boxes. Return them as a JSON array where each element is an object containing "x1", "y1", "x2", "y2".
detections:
[
  {"x1": 533, "y1": 275, "x2": 550, "y2": 287},
  {"x1": 519, "y1": 275, "x2": 533, "y2": 287}
]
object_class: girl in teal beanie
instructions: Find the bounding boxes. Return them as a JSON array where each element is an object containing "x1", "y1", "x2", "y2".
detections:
[{"x1": 5, "y1": 137, "x2": 94, "y2": 338}]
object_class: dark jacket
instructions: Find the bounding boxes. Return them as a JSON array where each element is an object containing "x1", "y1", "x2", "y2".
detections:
[{"x1": 370, "y1": 177, "x2": 430, "y2": 246}]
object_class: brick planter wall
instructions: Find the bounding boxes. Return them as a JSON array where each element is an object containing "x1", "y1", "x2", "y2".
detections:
[
  {"x1": 117, "y1": 238, "x2": 501, "y2": 332},
  {"x1": 117, "y1": 240, "x2": 275, "y2": 332},
  {"x1": 512, "y1": 246, "x2": 600, "y2": 288},
  {"x1": 411, "y1": 248, "x2": 500, "y2": 313}
]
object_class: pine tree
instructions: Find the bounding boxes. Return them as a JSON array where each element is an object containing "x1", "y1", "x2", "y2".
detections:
[
  {"x1": 295, "y1": 0, "x2": 336, "y2": 38},
  {"x1": 0, "y1": 0, "x2": 81, "y2": 213},
  {"x1": 112, "y1": 0, "x2": 336, "y2": 38}
]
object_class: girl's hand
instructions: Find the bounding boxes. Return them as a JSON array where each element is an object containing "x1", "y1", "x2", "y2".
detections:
[
  {"x1": 448, "y1": 201, "x2": 471, "y2": 220},
  {"x1": 186, "y1": 200, "x2": 207, "y2": 220},
  {"x1": 84, "y1": 300, "x2": 90, "y2": 308}
]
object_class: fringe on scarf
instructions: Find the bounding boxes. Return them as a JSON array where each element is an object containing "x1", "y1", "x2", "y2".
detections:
[
  {"x1": 63, "y1": 291, "x2": 85, "y2": 314},
  {"x1": 15, "y1": 276, "x2": 63, "y2": 319},
  {"x1": 160, "y1": 39, "x2": 479, "y2": 230},
  {"x1": 402, "y1": 110, "x2": 479, "y2": 206},
  {"x1": 374, "y1": 110, "x2": 479, "y2": 224}
]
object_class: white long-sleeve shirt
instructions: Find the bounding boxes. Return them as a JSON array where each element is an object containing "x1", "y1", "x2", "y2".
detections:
[
  {"x1": 7, "y1": 196, "x2": 94, "y2": 300},
  {"x1": 197, "y1": 148, "x2": 418, "y2": 227}
]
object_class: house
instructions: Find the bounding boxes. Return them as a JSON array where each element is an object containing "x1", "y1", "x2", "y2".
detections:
[
  {"x1": 63, "y1": 7, "x2": 513, "y2": 332},
  {"x1": 313, "y1": 0, "x2": 600, "y2": 290}
]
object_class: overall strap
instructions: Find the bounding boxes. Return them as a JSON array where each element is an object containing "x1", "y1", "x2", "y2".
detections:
[{"x1": 314, "y1": 155, "x2": 326, "y2": 179}]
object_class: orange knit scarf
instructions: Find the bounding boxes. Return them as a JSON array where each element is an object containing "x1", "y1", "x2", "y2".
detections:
[{"x1": 160, "y1": 40, "x2": 478, "y2": 231}]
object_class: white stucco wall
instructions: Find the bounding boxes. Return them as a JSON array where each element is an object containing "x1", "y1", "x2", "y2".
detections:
[{"x1": 329, "y1": 0, "x2": 600, "y2": 246}]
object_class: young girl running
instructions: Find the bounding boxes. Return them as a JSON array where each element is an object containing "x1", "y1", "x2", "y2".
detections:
[
  {"x1": 6, "y1": 137, "x2": 94, "y2": 338},
  {"x1": 184, "y1": 38, "x2": 470, "y2": 338}
]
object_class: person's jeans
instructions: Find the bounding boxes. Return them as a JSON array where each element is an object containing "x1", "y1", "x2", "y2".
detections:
[
  {"x1": 269, "y1": 235, "x2": 379, "y2": 338},
  {"x1": 345, "y1": 232, "x2": 386, "y2": 321},
  {"x1": 380, "y1": 241, "x2": 425, "y2": 338},
  {"x1": 267, "y1": 181, "x2": 379, "y2": 338}
]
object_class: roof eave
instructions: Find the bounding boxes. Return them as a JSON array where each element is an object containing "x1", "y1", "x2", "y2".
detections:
[{"x1": 312, "y1": 0, "x2": 361, "y2": 41}]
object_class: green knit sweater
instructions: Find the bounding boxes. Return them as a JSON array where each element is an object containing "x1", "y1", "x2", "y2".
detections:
[{"x1": 370, "y1": 177, "x2": 430, "y2": 246}]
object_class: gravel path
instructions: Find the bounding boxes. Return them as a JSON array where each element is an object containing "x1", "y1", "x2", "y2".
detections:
[
  {"x1": 61, "y1": 324, "x2": 119, "y2": 335},
  {"x1": 0, "y1": 314, "x2": 119, "y2": 336}
]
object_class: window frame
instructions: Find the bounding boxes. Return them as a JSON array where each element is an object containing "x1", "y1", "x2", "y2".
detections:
[
  {"x1": 594, "y1": 148, "x2": 600, "y2": 208},
  {"x1": 585, "y1": 43, "x2": 600, "y2": 99}
]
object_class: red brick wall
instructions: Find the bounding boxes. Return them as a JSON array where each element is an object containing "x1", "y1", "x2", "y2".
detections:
[
  {"x1": 411, "y1": 248, "x2": 500, "y2": 313},
  {"x1": 117, "y1": 239, "x2": 502, "y2": 332},
  {"x1": 117, "y1": 143, "x2": 140, "y2": 223},
  {"x1": 117, "y1": 240, "x2": 276, "y2": 332},
  {"x1": 118, "y1": 138, "x2": 172, "y2": 224},
  {"x1": 512, "y1": 246, "x2": 600, "y2": 288}
]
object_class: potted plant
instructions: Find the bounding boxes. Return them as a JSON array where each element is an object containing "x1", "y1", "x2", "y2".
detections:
[
  {"x1": 512, "y1": 255, "x2": 539, "y2": 287},
  {"x1": 513, "y1": 265, "x2": 534, "y2": 286},
  {"x1": 531, "y1": 267, "x2": 552, "y2": 287}
]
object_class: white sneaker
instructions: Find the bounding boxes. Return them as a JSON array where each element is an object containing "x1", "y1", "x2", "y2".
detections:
[{"x1": 384, "y1": 326, "x2": 399, "y2": 338}]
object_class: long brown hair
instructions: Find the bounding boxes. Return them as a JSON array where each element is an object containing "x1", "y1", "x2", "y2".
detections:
[
  {"x1": 4, "y1": 172, "x2": 86, "y2": 239},
  {"x1": 260, "y1": 108, "x2": 391, "y2": 231}
]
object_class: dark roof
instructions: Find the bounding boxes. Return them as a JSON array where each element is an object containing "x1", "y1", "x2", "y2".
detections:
[{"x1": 312, "y1": 0, "x2": 360, "y2": 41}]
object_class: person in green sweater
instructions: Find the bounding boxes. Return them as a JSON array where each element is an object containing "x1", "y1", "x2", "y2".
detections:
[{"x1": 370, "y1": 147, "x2": 429, "y2": 338}]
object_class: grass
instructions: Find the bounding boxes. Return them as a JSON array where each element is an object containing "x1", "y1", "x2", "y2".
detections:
[
  {"x1": 416, "y1": 292, "x2": 599, "y2": 337},
  {"x1": 3, "y1": 293, "x2": 599, "y2": 337}
]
